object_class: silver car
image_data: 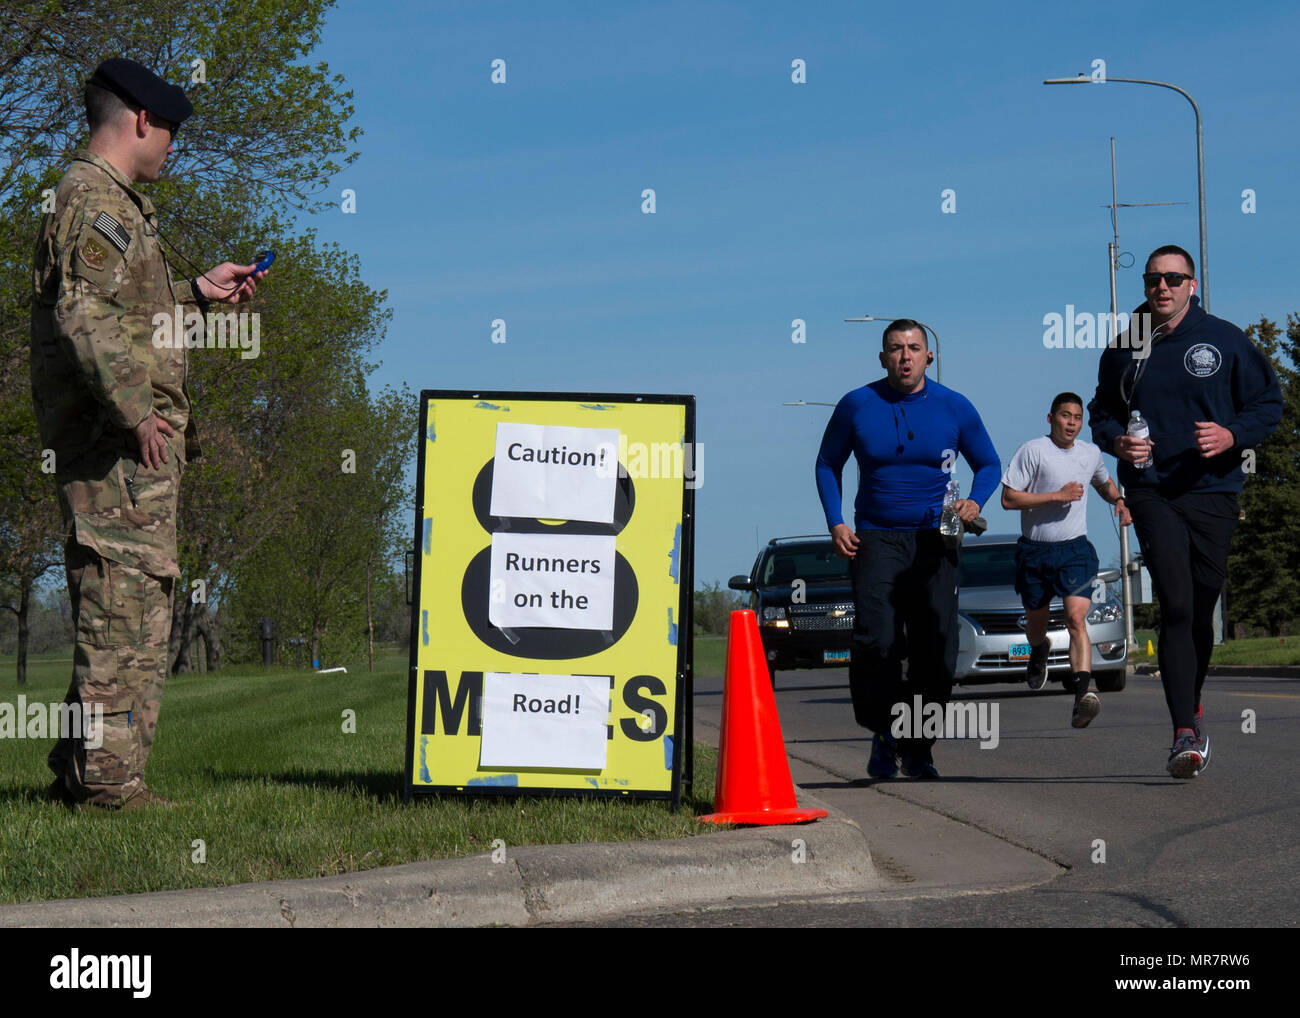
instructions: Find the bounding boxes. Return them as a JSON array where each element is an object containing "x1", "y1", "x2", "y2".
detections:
[{"x1": 956, "y1": 533, "x2": 1128, "y2": 692}]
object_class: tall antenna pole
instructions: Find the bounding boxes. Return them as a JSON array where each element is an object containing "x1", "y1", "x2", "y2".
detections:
[
  {"x1": 1107, "y1": 138, "x2": 1136, "y2": 651},
  {"x1": 1099, "y1": 141, "x2": 1189, "y2": 650}
]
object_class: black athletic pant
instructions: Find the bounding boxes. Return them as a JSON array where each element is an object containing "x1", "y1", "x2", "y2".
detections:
[
  {"x1": 1126, "y1": 490, "x2": 1239, "y2": 734},
  {"x1": 849, "y1": 529, "x2": 960, "y2": 757}
]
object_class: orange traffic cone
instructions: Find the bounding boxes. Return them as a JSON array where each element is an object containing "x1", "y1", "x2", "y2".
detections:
[{"x1": 698, "y1": 609, "x2": 828, "y2": 825}]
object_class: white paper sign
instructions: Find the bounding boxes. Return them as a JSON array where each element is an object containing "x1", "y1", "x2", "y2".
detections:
[
  {"x1": 488, "y1": 532, "x2": 616, "y2": 630},
  {"x1": 489, "y1": 423, "x2": 619, "y2": 523},
  {"x1": 480, "y1": 672, "x2": 610, "y2": 770}
]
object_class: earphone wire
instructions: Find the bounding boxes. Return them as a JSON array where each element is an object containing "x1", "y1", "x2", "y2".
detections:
[
  {"x1": 1120, "y1": 291, "x2": 1192, "y2": 411},
  {"x1": 150, "y1": 218, "x2": 255, "y2": 299}
]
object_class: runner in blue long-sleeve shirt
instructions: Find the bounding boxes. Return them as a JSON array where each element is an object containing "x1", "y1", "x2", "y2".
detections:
[{"x1": 816, "y1": 320, "x2": 1000, "y2": 778}]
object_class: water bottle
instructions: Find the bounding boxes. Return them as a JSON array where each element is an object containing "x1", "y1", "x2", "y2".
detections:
[
  {"x1": 939, "y1": 479, "x2": 961, "y2": 537},
  {"x1": 1126, "y1": 411, "x2": 1153, "y2": 471}
]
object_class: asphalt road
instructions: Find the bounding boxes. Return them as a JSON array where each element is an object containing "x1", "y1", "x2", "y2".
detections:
[{"x1": 596, "y1": 667, "x2": 1300, "y2": 927}]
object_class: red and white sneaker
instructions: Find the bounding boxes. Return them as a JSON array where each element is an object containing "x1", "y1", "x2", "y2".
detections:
[{"x1": 1167, "y1": 727, "x2": 1210, "y2": 779}]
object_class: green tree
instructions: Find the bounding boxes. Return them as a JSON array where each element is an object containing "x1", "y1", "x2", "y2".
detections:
[
  {"x1": 0, "y1": 0, "x2": 358, "y2": 208},
  {"x1": 0, "y1": 158, "x2": 64, "y2": 685},
  {"x1": 222, "y1": 382, "x2": 414, "y2": 668},
  {"x1": 1228, "y1": 315, "x2": 1300, "y2": 636},
  {"x1": 693, "y1": 580, "x2": 745, "y2": 635},
  {"x1": 168, "y1": 233, "x2": 392, "y2": 672},
  {"x1": 0, "y1": 1, "x2": 388, "y2": 679},
  {"x1": 0, "y1": 245, "x2": 64, "y2": 683}
]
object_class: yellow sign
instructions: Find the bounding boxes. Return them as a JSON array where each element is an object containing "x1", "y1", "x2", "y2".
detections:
[{"x1": 404, "y1": 392, "x2": 694, "y2": 804}]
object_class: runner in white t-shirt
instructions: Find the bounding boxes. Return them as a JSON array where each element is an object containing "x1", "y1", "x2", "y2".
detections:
[{"x1": 1001, "y1": 393, "x2": 1131, "y2": 728}]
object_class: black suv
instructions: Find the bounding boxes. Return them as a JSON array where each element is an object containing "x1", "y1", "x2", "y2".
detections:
[{"x1": 729, "y1": 536, "x2": 853, "y2": 685}]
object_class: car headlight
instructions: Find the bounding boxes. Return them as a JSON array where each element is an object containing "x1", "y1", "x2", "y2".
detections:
[
  {"x1": 1087, "y1": 602, "x2": 1123, "y2": 624},
  {"x1": 760, "y1": 606, "x2": 789, "y2": 627}
]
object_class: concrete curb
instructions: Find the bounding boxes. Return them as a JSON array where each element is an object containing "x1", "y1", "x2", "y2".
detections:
[
  {"x1": 1134, "y1": 663, "x2": 1300, "y2": 678},
  {"x1": 0, "y1": 794, "x2": 878, "y2": 928}
]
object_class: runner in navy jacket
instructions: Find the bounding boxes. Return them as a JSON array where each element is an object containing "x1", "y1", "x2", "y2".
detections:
[{"x1": 1089, "y1": 245, "x2": 1282, "y2": 779}]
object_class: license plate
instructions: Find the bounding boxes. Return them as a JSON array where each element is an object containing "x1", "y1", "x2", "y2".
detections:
[
  {"x1": 1008, "y1": 642, "x2": 1032, "y2": 661},
  {"x1": 823, "y1": 650, "x2": 850, "y2": 664}
]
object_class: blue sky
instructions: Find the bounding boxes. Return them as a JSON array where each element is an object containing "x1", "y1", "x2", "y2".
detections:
[{"x1": 306, "y1": 0, "x2": 1300, "y2": 586}]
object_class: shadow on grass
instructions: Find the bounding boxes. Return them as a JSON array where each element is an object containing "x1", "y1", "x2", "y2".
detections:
[
  {"x1": 6, "y1": 768, "x2": 713, "y2": 813},
  {"x1": 214, "y1": 769, "x2": 406, "y2": 801},
  {"x1": 0, "y1": 784, "x2": 60, "y2": 807},
  {"x1": 0, "y1": 770, "x2": 406, "y2": 807},
  {"x1": 212, "y1": 770, "x2": 714, "y2": 813}
]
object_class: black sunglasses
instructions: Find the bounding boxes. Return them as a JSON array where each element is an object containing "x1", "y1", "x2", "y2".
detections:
[
  {"x1": 1143, "y1": 271, "x2": 1193, "y2": 288},
  {"x1": 144, "y1": 110, "x2": 178, "y2": 141}
]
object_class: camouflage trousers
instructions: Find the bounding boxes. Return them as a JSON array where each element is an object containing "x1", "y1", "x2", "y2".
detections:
[{"x1": 48, "y1": 538, "x2": 174, "y2": 806}]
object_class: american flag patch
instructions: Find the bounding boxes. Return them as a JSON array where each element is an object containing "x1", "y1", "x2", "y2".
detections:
[{"x1": 92, "y1": 211, "x2": 131, "y2": 254}]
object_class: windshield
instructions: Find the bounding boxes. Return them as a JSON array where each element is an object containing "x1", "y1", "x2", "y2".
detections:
[
  {"x1": 959, "y1": 543, "x2": 1019, "y2": 588},
  {"x1": 759, "y1": 545, "x2": 849, "y2": 586}
]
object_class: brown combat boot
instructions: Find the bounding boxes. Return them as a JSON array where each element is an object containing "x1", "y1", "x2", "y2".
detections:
[
  {"x1": 118, "y1": 787, "x2": 173, "y2": 810},
  {"x1": 48, "y1": 781, "x2": 173, "y2": 813}
]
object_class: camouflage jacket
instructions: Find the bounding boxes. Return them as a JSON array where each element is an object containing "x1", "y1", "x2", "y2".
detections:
[{"x1": 30, "y1": 150, "x2": 201, "y2": 577}]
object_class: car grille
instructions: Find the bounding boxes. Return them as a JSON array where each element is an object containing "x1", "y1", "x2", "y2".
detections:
[
  {"x1": 788, "y1": 602, "x2": 855, "y2": 631},
  {"x1": 967, "y1": 609, "x2": 1067, "y2": 635},
  {"x1": 974, "y1": 650, "x2": 1071, "y2": 671}
]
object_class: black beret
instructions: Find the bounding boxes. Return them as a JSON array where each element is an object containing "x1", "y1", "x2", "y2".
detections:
[{"x1": 87, "y1": 58, "x2": 193, "y2": 126}]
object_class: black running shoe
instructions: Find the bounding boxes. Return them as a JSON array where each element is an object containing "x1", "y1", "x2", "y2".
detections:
[
  {"x1": 1167, "y1": 728, "x2": 1206, "y2": 779},
  {"x1": 1069, "y1": 671, "x2": 1099, "y2": 728},
  {"x1": 1026, "y1": 640, "x2": 1050, "y2": 690},
  {"x1": 868, "y1": 733, "x2": 899, "y2": 779},
  {"x1": 1072, "y1": 695, "x2": 1100, "y2": 728},
  {"x1": 899, "y1": 750, "x2": 940, "y2": 780}
]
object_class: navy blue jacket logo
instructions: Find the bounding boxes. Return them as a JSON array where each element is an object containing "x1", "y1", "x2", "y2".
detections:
[{"x1": 1185, "y1": 343, "x2": 1221, "y2": 377}]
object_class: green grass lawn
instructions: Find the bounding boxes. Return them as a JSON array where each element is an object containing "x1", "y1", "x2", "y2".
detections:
[
  {"x1": 0, "y1": 648, "x2": 721, "y2": 905},
  {"x1": 1128, "y1": 630, "x2": 1300, "y2": 666},
  {"x1": 693, "y1": 635, "x2": 727, "y2": 678}
]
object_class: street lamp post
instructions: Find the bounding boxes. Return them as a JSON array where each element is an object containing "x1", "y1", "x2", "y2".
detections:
[
  {"x1": 1043, "y1": 74, "x2": 1209, "y2": 311},
  {"x1": 1045, "y1": 73, "x2": 1224, "y2": 642},
  {"x1": 843, "y1": 315, "x2": 942, "y2": 383},
  {"x1": 784, "y1": 400, "x2": 859, "y2": 509}
]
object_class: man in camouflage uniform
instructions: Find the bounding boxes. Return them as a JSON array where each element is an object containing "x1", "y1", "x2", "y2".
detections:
[{"x1": 31, "y1": 58, "x2": 266, "y2": 809}]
